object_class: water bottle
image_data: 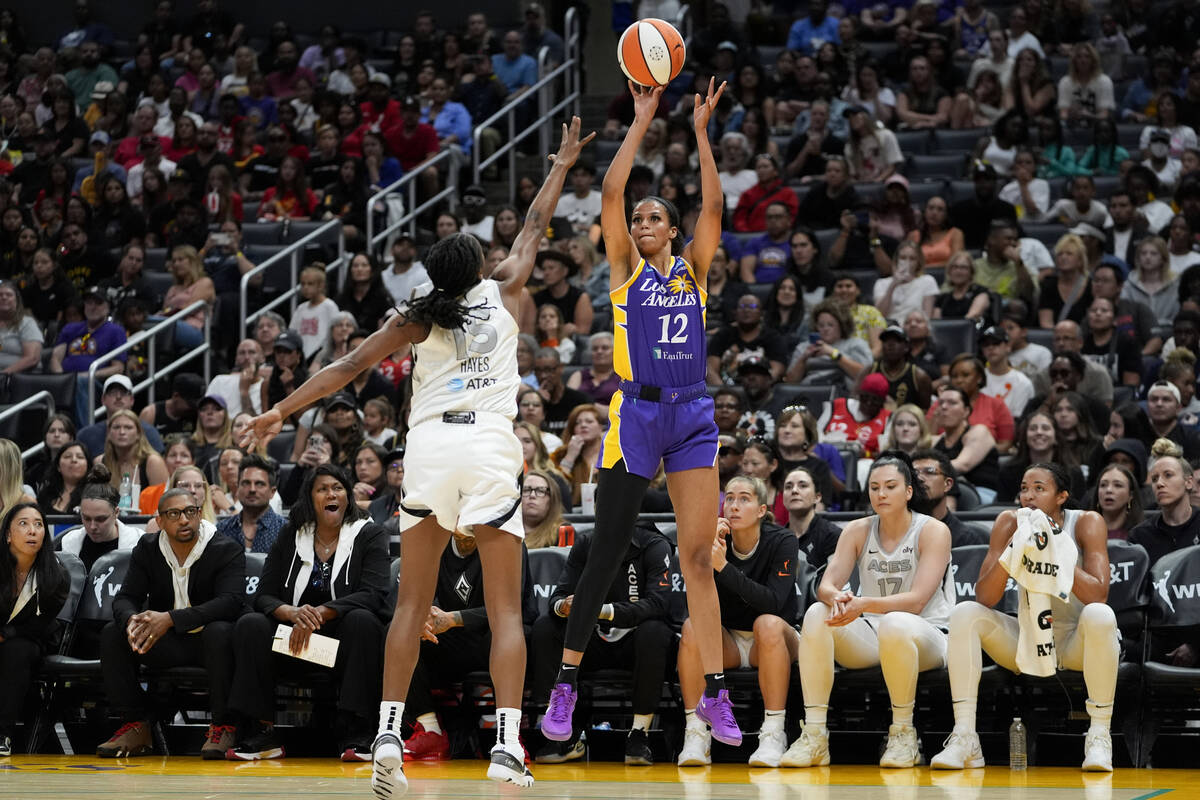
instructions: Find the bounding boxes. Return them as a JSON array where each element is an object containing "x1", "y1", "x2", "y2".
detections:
[
  {"x1": 118, "y1": 472, "x2": 133, "y2": 512},
  {"x1": 1009, "y1": 717, "x2": 1027, "y2": 770}
]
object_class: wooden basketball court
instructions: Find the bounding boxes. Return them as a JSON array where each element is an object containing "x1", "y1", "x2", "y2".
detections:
[{"x1": 0, "y1": 757, "x2": 1193, "y2": 799}]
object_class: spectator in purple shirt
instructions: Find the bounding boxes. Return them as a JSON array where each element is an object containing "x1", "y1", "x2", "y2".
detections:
[{"x1": 50, "y1": 286, "x2": 128, "y2": 426}]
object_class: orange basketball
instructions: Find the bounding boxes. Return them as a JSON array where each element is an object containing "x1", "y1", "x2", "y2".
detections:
[{"x1": 617, "y1": 18, "x2": 685, "y2": 87}]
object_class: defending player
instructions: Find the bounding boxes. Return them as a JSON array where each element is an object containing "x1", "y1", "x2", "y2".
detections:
[
  {"x1": 788, "y1": 452, "x2": 954, "y2": 768},
  {"x1": 241, "y1": 118, "x2": 595, "y2": 797},
  {"x1": 540, "y1": 78, "x2": 745, "y2": 748}
]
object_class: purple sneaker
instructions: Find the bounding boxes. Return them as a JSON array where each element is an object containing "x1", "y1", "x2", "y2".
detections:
[
  {"x1": 696, "y1": 690, "x2": 742, "y2": 746},
  {"x1": 541, "y1": 683, "x2": 577, "y2": 742}
]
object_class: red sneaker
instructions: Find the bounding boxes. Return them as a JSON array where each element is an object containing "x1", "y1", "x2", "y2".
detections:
[{"x1": 403, "y1": 721, "x2": 450, "y2": 761}]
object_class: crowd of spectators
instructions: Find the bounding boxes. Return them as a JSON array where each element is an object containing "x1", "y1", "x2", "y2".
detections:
[{"x1": 3, "y1": 0, "x2": 1200, "y2": 766}]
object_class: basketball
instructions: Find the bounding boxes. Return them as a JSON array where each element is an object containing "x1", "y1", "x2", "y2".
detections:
[{"x1": 617, "y1": 18, "x2": 685, "y2": 87}]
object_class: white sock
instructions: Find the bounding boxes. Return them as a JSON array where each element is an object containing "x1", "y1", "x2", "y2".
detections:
[
  {"x1": 891, "y1": 701, "x2": 914, "y2": 727},
  {"x1": 761, "y1": 709, "x2": 785, "y2": 734},
  {"x1": 1086, "y1": 699, "x2": 1113, "y2": 732},
  {"x1": 803, "y1": 705, "x2": 828, "y2": 729},
  {"x1": 684, "y1": 709, "x2": 705, "y2": 732},
  {"x1": 378, "y1": 701, "x2": 404, "y2": 738},
  {"x1": 495, "y1": 707, "x2": 523, "y2": 757},
  {"x1": 951, "y1": 698, "x2": 977, "y2": 735},
  {"x1": 632, "y1": 713, "x2": 653, "y2": 732},
  {"x1": 416, "y1": 712, "x2": 442, "y2": 735}
]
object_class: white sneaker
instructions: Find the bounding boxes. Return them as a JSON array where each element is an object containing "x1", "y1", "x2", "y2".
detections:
[
  {"x1": 1082, "y1": 728, "x2": 1113, "y2": 772},
  {"x1": 371, "y1": 733, "x2": 407, "y2": 799},
  {"x1": 780, "y1": 723, "x2": 830, "y2": 767},
  {"x1": 748, "y1": 728, "x2": 787, "y2": 767},
  {"x1": 931, "y1": 730, "x2": 985, "y2": 769},
  {"x1": 879, "y1": 723, "x2": 922, "y2": 768},
  {"x1": 676, "y1": 727, "x2": 712, "y2": 766}
]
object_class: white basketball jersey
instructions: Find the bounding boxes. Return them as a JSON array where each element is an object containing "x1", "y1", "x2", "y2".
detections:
[
  {"x1": 859, "y1": 511, "x2": 956, "y2": 628},
  {"x1": 407, "y1": 279, "x2": 521, "y2": 429},
  {"x1": 1049, "y1": 509, "x2": 1084, "y2": 629}
]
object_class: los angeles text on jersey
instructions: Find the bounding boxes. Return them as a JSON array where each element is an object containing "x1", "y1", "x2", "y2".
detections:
[{"x1": 638, "y1": 276, "x2": 699, "y2": 308}]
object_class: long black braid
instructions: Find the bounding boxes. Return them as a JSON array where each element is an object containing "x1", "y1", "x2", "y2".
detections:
[{"x1": 399, "y1": 233, "x2": 492, "y2": 330}]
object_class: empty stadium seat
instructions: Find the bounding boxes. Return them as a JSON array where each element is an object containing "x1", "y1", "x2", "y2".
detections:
[
  {"x1": 930, "y1": 318, "x2": 978, "y2": 358},
  {"x1": 907, "y1": 153, "x2": 967, "y2": 181},
  {"x1": 895, "y1": 129, "x2": 931, "y2": 155},
  {"x1": 933, "y1": 128, "x2": 988, "y2": 154}
]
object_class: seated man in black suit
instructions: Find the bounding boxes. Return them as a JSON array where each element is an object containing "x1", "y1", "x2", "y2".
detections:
[{"x1": 96, "y1": 489, "x2": 246, "y2": 759}]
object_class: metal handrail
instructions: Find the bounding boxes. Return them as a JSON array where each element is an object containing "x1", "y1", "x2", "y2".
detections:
[
  {"x1": 472, "y1": 7, "x2": 581, "y2": 193},
  {"x1": 0, "y1": 390, "x2": 54, "y2": 460},
  {"x1": 85, "y1": 300, "x2": 212, "y2": 423},
  {"x1": 363, "y1": 147, "x2": 458, "y2": 254},
  {"x1": 238, "y1": 219, "x2": 345, "y2": 330}
]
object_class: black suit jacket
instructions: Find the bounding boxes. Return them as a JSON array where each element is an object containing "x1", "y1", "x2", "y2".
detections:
[
  {"x1": 0, "y1": 563, "x2": 69, "y2": 645},
  {"x1": 113, "y1": 532, "x2": 246, "y2": 632}
]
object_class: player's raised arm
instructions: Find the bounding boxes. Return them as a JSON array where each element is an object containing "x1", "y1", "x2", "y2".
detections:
[
  {"x1": 240, "y1": 314, "x2": 427, "y2": 449},
  {"x1": 682, "y1": 78, "x2": 727, "y2": 286},
  {"x1": 493, "y1": 117, "x2": 595, "y2": 315},
  {"x1": 601, "y1": 82, "x2": 661, "y2": 286}
]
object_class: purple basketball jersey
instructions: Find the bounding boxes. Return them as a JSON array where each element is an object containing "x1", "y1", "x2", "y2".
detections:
[{"x1": 611, "y1": 256, "x2": 708, "y2": 387}]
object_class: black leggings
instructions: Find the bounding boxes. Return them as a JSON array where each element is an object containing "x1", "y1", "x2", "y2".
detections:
[{"x1": 563, "y1": 462, "x2": 650, "y2": 653}]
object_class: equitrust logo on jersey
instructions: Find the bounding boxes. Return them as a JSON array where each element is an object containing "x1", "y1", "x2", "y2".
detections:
[{"x1": 651, "y1": 348, "x2": 694, "y2": 360}]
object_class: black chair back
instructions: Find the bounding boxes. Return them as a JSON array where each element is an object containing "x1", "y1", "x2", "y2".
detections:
[
  {"x1": 527, "y1": 547, "x2": 569, "y2": 619},
  {"x1": 78, "y1": 549, "x2": 132, "y2": 623}
]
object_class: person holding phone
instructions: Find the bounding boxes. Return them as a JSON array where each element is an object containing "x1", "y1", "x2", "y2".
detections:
[{"x1": 830, "y1": 203, "x2": 899, "y2": 271}]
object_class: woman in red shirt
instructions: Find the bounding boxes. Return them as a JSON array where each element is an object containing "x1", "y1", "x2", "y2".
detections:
[
  {"x1": 256, "y1": 156, "x2": 316, "y2": 221},
  {"x1": 928, "y1": 354, "x2": 1015, "y2": 452}
]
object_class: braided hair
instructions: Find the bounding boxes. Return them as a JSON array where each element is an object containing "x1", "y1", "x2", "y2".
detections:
[{"x1": 401, "y1": 233, "x2": 489, "y2": 330}]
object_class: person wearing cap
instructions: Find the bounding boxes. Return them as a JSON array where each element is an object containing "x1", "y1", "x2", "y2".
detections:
[
  {"x1": 360, "y1": 71, "x2": 401, "y2": 131},
  {"x1": 522, "y1": 2, "x2": 564, "y2": 65},
  {"x1": 533, "y1": 250, "x2": 593, "y2": 337},
  {"x1": 1147, "y1": 380, "x2": 1200, "y2": 459},
  {"x1": 261, "y1": 330, "x2": 310, "y2": 427},
  {"x1": 708, "y1": 294, "x2": 788, "y2": 385},
  {"x1": 787, "y1": 0, "x2": 841, "y2": 57},
  {"x1": 72, "y1": 130, "x2": 130, "y2": 193},
  {"x1": 978, "y1": 324, "x2": 1034, "y2": 417},
  {"x1": 378, "y1": 96, "x2": 441, "y2": 200},
  {"x1": 865, "y1": 324, "x2": 933, "y2": 409},
  {"x1": 732, "y1": 154, "x2": 799, "y2": 234},
  {"x1": 950, "y1": 160, "x2": 1018, "y2": 250},
  {"x1": 190, "y1": 393, "x2": 233, "y2": 468},
  {"x1": 1145, "y1": 128, "x2": 1185, "y2": 194},
  {"x1": 126, "y1": 135, "x2": 178, "y2": 202},
  {"x1": 140, "y1": 371, "x2": 205, "y2": 437},
  {"x1": 732, "y1": 355, "x2": 791, "y2": 439},
  {"x1": 76, "y1": 374, "x2": 165, "y2": 457},
  {"x1": 50, "y1": 286, "x2": 128, "y2": 426},
  {"x1": 460, "y1": 185, "x2": 496, "y2": 242},
  {"x1": 843, "y1": 104, "x2": 903, "y2": 182},
  {"x1": 818, "y1": 372, "x2": 892, "y2": 456}
]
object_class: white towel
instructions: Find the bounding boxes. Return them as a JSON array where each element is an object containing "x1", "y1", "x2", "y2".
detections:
[
  {"x1": 157, "y1": 519, "x2": 216, "y2": 633},
  {"x1": 998, "y1": 507, "x2": 1077, "y2": 676},
  {"x1": 290, "y1": 519, "x2": 372, "y2": 606}
]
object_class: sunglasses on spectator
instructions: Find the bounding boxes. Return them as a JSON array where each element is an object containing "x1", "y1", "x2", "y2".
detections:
[{"x1": 161, "y1": 506, "x2": 202, "y2": 521}]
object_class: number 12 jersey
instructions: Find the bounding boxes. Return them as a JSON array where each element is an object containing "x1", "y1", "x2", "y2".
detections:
[{"x1": 611, "y1": 256, "x2": 708, "y2": 387}]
